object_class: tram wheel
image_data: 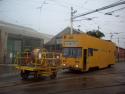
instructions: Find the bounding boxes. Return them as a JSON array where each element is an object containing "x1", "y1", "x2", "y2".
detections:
[{"x1": 20, "y1": 70, "x2": 29, "y2": 80}]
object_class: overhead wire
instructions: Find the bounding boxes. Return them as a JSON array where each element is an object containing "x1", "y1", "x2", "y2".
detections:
[
  {"x1": 105, "y1": 7, "x2": 125, "y2": 14},
  {"x1": 73, "y1": 0, "x2": 125, "y2": 19}
]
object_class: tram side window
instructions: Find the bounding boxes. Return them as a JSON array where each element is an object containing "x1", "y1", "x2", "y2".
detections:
[
  {"x1": 63, "y1": 48, "x2": 82, "y2": 58},
  {"x1": 88, "y1": 48, "x2": 93, "y2": 56},
  {"x1": 63, "y1": 48, "x2": 69, "y2": 57}
]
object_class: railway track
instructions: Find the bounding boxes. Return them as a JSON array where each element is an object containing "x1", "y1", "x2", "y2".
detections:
[
  {"x1": 51, "y1": 81, "x2": 125, "y2": 94},
  {"x1": 0, "y1": 70, "x2": 125, "y2": 89}
]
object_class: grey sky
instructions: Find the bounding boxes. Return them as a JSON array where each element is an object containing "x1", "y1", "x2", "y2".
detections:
[{"x1": 0, "y1": 0, "x2": 125, "y2": 48}]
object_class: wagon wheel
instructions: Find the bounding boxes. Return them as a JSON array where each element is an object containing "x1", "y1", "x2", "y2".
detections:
[
  {"x1": 20, "y1": 70, "x2": 29, "y2": 80},
  {"x1": 50, "y1": 72, "x2": 57, "y2": 79},
  {"x1": 34, "y1": 71, "x2": 39, "y2": 79}
]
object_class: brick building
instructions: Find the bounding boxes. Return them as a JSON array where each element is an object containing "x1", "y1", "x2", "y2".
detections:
[{"x1": 116, "y1": 47, "x2": 125, "y2": 62}]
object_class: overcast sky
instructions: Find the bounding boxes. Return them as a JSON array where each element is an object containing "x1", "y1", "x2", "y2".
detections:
[{"x1": 0, "y1": 0, "x2": 125, "y2": 48}]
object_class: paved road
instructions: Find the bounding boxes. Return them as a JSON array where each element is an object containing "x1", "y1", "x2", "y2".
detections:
[{"x1": 0, "y1": 62, "x2": 125, "y2": 94}]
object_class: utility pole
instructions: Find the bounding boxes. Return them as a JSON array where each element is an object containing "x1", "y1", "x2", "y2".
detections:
[
  {"x1": 70, "y1": 7, "x2": 77, "y2": 34},
  {"x1": 70, "y1": 7, "x2": 73, "y2": 35},
  {"x1": 108, "y1": 32, "x2": 121, "y2": 62},
  {"x1": 109, "y1": 32, "x2": 120, "y2": 62},
  {"x1": 37, "y1": 0, "x2": 48, "y2": 31},
  {"x1": 37, "y1": 4, "x2": 43, "y2": 31}
]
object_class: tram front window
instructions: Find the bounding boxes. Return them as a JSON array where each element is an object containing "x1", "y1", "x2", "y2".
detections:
[{"x1": 63, "y1": 47, "x2": 82, "y2": 58}]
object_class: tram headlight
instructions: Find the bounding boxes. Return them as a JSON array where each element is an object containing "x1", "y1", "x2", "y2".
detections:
[
  {"x1": 75, "y1": 64, "x2": 79, "y2": 68},
  {"x1": 62, "y1": 63, "x2": 66, "y2": 66}
]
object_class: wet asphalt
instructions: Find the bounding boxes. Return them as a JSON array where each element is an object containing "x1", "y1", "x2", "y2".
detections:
[{"x1": 0, "y1": 62, "x2": 125, "y2": 94}]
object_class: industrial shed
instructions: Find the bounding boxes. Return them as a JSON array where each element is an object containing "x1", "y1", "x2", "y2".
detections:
[
  {"x1": 0, "y1": 21, "x2": 51, "y2": 64},
  {"x1": 45, "y1": 27, "x2": 84, "y2": 52}
]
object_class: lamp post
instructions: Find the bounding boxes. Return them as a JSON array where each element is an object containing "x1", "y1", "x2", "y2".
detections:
[{"x1": 117, "y1": 37, "x2": 120, "y2": 63}]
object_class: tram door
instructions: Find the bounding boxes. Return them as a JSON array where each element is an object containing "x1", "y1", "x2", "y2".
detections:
[{"x1": 83, "y1": 49, "x2": 87, "y2": 70}]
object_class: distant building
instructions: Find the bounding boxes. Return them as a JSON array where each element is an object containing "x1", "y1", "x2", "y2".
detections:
[
  {"x1": 0, "y1": 21, "x2": 51, "y2": 64},
  {"x1": 116, "y1": 47, "x2": 125, "y2": 62},
  {"x1": 45, "y1": 27, "x2": 84, "y2": 52}
]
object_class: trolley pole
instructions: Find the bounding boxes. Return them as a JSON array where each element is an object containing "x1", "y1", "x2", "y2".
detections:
[
  {"x1": 109, "y1": 32, "x2": 114, "y2": 41},
  {"x1": 98, "y1": 26, "x2": 100, "y2": 31},
  {"x1": 110, "y1": 34, "x2": 113, "y2": 41}
]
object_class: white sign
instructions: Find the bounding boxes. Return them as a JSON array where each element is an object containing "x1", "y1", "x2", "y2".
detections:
[{"x1": 64, "y1": 41, "x2": 79, "y2": 47}]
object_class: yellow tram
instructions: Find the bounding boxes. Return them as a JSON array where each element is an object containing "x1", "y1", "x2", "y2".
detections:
[{"x1": 62, "y1": 34, "x2": 116, "y2": 72}]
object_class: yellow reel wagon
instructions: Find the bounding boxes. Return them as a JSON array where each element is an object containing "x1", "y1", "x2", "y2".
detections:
[{"x1": 15, "y1": 49, "x2": 61, "y2": 80}]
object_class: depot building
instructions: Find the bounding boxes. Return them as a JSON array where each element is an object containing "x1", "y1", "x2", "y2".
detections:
[{"x1": 0, "y1": 21, "x2": 51, "y2": 64}]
